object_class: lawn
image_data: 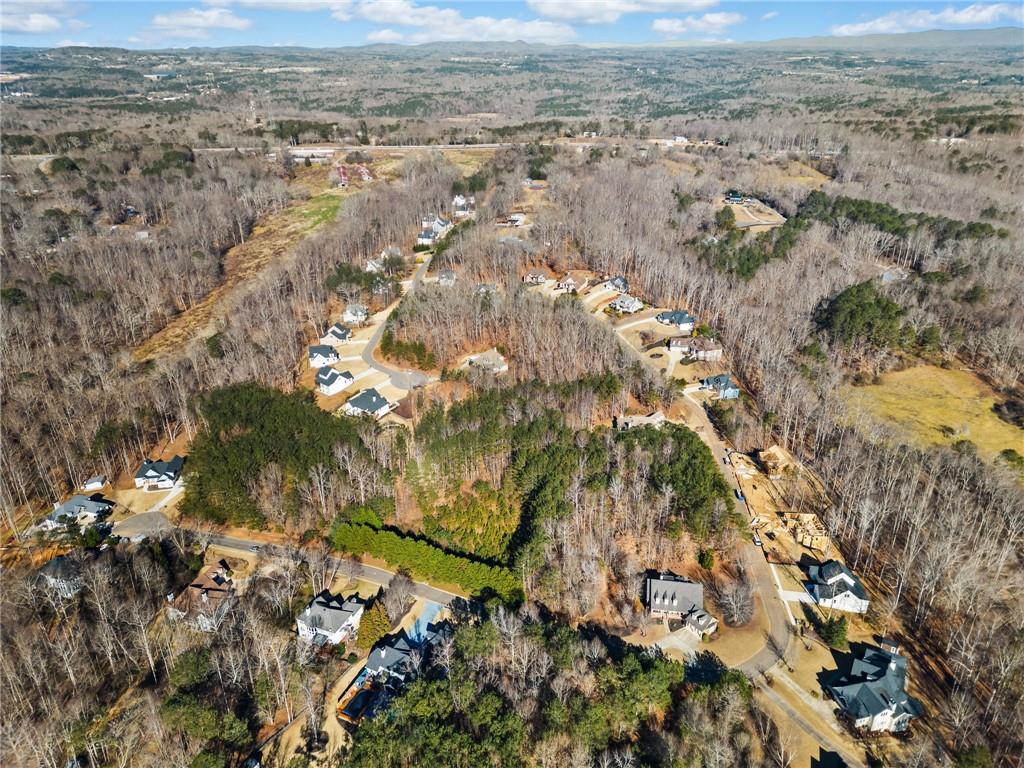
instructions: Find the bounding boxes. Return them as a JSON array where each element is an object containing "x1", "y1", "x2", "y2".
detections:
[{"x1": 844, "y1": 365, "x2": 1024, "y2": 461}]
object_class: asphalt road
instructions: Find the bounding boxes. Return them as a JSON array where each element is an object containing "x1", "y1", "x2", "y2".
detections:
[{"x1": 359, "y1": 255, "x2": 432, "y2": 391}]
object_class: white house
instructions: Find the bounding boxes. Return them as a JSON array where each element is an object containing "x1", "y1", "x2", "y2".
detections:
[
  {"x1": 134, "y1": 456, "x2": 184, "y2": 491},
  {"x1": 557, "y1": 271, "x2": 590, "y2": 293},
  {"x1": 81, "y1": 475, "x2": 106, "y2": 492},
  {"x1": 297, "y1": 591, "x2": 365, "y2": 645},
  {"x1": 342, "y1": 304, "x2": 369, "y2": 325},
  {"x1": 606, "y1": 276, "x2": 629, "y2": 293},
  {"x1": 467, "y1": 349, "x2": 509, "y2": 375},
  {"x1": 316, "y1": 367, "x2": 355, "y2": 397},
  {"x1": 308, "y1": 345, "x2": 340, "y2": 368},
  {"x1": 825, "y1": 640, "x2": 920, "y2": 733},
  {"x1": 438, "y1": 269, "x2": 456, "y2": 287},
  {"x1": 609, "y1": 294, "x2": 644, "y2": 314},
  {"x1": 808, "y1": 560, "x2": 871, "y2": 614},
  {"x1": 365, "y1": 258, "x2": 386, "y2": 274},
  {"x1": 616, "y1": 411, "x2": 666, "y2": 430},
  {"x1": 417, "y1": 214, "x2": 452, "y2": 246},
  {"x1": 320, "y1": 323, "x2": 353, "y2": 346},
  {"x1": 656, "y1": 310, "x2": 697, "y2": 333},
  {"x1": 342, "y1": 388, "x2": 393, "y2": 419},
  {"x1": 645, "y1": 573, "x2": 719, "y2": 637},
  {"x1": 523, "y1": 270, "x2": 550, "y2": 286},
  {"x1": 452, "y1": 194, "x2": 475, "y2": 219}
]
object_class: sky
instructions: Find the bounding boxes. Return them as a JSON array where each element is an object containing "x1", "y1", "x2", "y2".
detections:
[{"x1": 1, "y1": 1, "x2": 1022, "y2": 48}]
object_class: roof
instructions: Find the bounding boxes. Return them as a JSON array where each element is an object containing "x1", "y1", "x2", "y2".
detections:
[
  {"x1": 646, "y1": 573, "x2": 704, "y2": 613},
  {"x1": 134, "y1": 456, "x2": 184, "y2": 481},
  {"x1": 346, "y1": 388, "x2": 388, "y2": 414},
  {"x1": 559, "y1": 270, "x2": 590, "y2": 285},
  {"x1": 703, "y1": 374, "x2": 736, "y2": 389},
  {"x1": 688, "y1": 337, "x2": 722, "y2": 351},
  {"x1": 657, "y1": 309, "x2": 696, "y2": 325},
  {"x1": 439, "y1": 268, "x2": 456, "y2": 279},
  {"x1": 299, "y1": 591, "x2": 364, "y2": 635},
  {"x1": 52, "y1": 494, "x2": 112, "y2": 520},
  {"x1": 608, "y1": 276, "x2": 629, "y2": 289},
  {"x1": 309, "y1": 344, "x2": 337, "y2": 359},
  {"x1": 324, "y1": 324, "x2": 352, "y2": 341},
  {"x1": 826, "y1": 645, "x2": 917, "y2": 721},
  {"x1": 316, "y1": 367, "x2": 353, "y2": 387},
  {"x1": 468, "y1": 348, "x2": 507, "y2": 372},
  {"x1": 172, "y1": 565, "x2": 234, "y2": 619},
  {"x1": 345, "y1": 303, "x2": 369, "y2": 316},
  {"x1": 39, "y1": 555, "x2": 81, "y2": 580},
  {"x1": 810, "y1": 560, "x2": 868, "y2": 600},
  {"x1": 366, "y1": 633, "x2": 414, "y2": 675}
]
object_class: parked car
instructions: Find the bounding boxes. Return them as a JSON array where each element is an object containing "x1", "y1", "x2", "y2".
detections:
[
  {"x1": 752, "y1": 533, "x2": 763, "y2": 547},
  {"x1": 734, "y1": 489, "x2": 745, "y2": 502}
]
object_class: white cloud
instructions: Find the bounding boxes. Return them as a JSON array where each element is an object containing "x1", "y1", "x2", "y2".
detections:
[
  {"x1": 0, "y1": 1, "x2": 79, "y2": 34},
  {"x1": 527, "y1": 0, "x2": 716, "y2": 25},
  {"x1": 831, "y1": 3, "x2": 1024, "y2": 36},
  {"x1": 204, "y1": 0, "x2": 353, "y2": 19},
  {"x1": 652, "y1": 11, "x2": 744, "y2": 37},
  {"x1": 355, "y1": 0, "x2": 576, "y2": 43},
  {"x1": 56, "y1": 39, "x2": 90, "y2": 46},
  {"x1": 150, "y1": 7, "x2": 253, "y2": 38},
  {"x1": 761, "y1": 11, "x2": 778, "y2": 21}
]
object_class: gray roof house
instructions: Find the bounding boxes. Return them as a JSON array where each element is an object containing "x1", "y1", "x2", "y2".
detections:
[
  {"x1": 316, "y1": 367, "x2": 355, "y2": 396},
  {"x1": 297, "y1": 591, "x2": 365, "y2": 645},
  {"x1": 320, "y1": 323, "x2": 353, "y2": 345},
  {"x1": 607, "y1": 276, "x2": 629, "y2": 293},
  {"x1": 342, "y1": 388, "x2": 393, "y2": 419},
  {"x1": 645, "y1": 573, "x2": 719, "y2": 636},
  {"x1": 701, "y1": 374, "x2": 740, "y2": 400},
  {"x1": 309, "y1": 344, "x2": 340, "y2": 368},
  {"x1": 808, "y1": 560, "x2": 870, "y2": 614},
  {"x1": 134, "y1": 456, "x2": 184, "y2": 490},
  {"x1": 825, "y1": 640, "x2": 920, "y2": 732},
  {"x1": 656, "y1": 310, "x2": 697, "y2": 331},
  {"x1": 438, "y1": 268, "x2": 456, "y2": 287},
  {"x1": 365, "y1": 622, "x2": 453, "y2": 683},
  {"x1": 41, "y1": 495, "x2": 113, "y2": 531}
]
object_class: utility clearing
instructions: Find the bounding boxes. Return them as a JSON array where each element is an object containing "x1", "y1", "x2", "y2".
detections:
[
  {"x1": 844, "y1": 365, "x2": 1024, "y2": 461},
  {"x1": 132, "y1": 166, "x2": 353, "y2": 363}
]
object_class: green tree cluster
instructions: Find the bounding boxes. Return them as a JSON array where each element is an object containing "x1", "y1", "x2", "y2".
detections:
[{"x1": 357, "y1": 601, "x2": 392, "y2": 650}]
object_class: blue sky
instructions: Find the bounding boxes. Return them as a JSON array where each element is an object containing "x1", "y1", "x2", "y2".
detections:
[{"x1": 1, "y1": 1, "x2": 1022, "y2": 48}]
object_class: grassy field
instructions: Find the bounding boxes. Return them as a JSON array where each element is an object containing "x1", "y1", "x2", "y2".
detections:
[{"x1": 844, "y1": 365, "x2": 1024, "y2": 461}]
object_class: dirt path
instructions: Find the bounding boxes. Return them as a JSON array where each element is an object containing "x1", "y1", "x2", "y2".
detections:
[{"x1": 133, "y1": 173, "x2": 354, "y2": 363}]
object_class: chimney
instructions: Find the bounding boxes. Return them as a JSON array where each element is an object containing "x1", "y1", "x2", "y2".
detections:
[{"x1": 880, "y1": 638, "x2": 900, "y2": 656}]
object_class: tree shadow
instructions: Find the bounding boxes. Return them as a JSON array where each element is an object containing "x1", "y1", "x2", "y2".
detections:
[{"x1": 685, "y1": 650, "x2": 729, "y2": 685}]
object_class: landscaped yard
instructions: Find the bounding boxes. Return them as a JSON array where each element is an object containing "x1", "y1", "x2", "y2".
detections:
[{"x1": 843, "y1": 365, "x2": 1024, "y2": 461}]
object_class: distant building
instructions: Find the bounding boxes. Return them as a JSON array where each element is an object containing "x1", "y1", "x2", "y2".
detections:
[
  {"x1": 38, "y1": 555, "x2": 84, "y2": 599},
  {"x1": 81, "y1": 475, "x2": 106, "y2": 492},
  {"x1": 606, "y1": 276, "x2": 629, "y2": 293},
  {"x1": 134, "y1": 456, "x2": 184, "y2": 491},
  {"x1": 656, "y1": 310, "x2": 697, "y2": 333},
  {"x1": 609, "y1": 294, "x2": 644, "y2": 314},
  {"x1": 143, "y1": 72, "x2": 176, "y2": 81},
  {"x1": 365, "y1": 258, "x2": 386, "y2": 274},
  {"x1": 320, "y1": 323, "x2": 353, "y2": 346},
  {"x1": 467, "y1": 349, "x2": 508, "y2": 375},
  {"x1": 808, "y1": 560, "x2": 870, "y2": 614},
  {"x1": 616, "y1": 411, "x2": 666, "y2": 430},
  {"x1": 523, "y1": 269, "x2": 550, "y2": 285},
  {"x1": 297, "y1": 591, "x2": 365, "y2": 645},
  {"x1": 167, "y1": 563, "x2": 235, "y2": 633},
  {"x1": 417, "y1": 214, "x2": 452, "y2": 245},
  {"x1": 308, "y1": 345, "x2": 340, "y2": 368},
  {"x1": 724, "y1": 190, "x2": 744, "y2": 204},
  {"x1": 701, "y1": 374, "x2": 740, "y2": 400},
  {"x1": 476, "y1": 283, "x2": 498, "y2": 297},
  {"x1": 342, "y1": 388, "x2": 393, "y2": 419},
  {"x1": 452, "y1": 194, "x2": 475, "y2": 219},
  {"x1": 316, "y1": 367, "x2": 355, "y2": 397},
  {"x1": 343, "y1": 304, "x2": 369, "y2": 325},
  {"x1": 824, "y1": 640, "x2": 920, "y2": 733},
  {"x1": 557, "y1": 271, "x2": 590, "y2": 293},
  {"x1": 670, "y1": 336, "x2": 723, "y2": 362},
  {"x1": 40, "y1": 495, "x2": 113, "y2": 532},
  {"x1": 645, "y1": 573, "x2": 719, "y2": 637},
  {"x1": 438, "y1": 268, "x2": 456, "y2": 287}
]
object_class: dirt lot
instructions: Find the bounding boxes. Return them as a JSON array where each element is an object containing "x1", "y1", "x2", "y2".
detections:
[
  {"x1": 843, "y1": 364, "x2": 1024, "y2": 462},
  {"x1": 726, "y1": 198, "x2": 787, "y2": 232}
]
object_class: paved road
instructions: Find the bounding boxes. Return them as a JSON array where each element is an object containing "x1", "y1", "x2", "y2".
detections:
[
  {"x1": 756, "y1": 682, "x2": 867, "y2": 768},
  {"x1": 359, "y1": 256, "x2": 433, "y2": 391}
]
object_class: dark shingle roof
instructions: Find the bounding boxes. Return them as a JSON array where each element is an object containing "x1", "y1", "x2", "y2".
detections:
[
  {"x1": 346, "y1": 388, "x2": 387, "y2": 414},
  {"x1": 827, "y1": 646, "x2": 918, "y2": 721}
]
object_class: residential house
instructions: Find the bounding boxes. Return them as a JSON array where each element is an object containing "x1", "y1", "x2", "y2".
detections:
[
  {"x1": 167, "y1": 563, "x2": 236, "y2": 633},
  {"x1": 417, "y1": 214, "x2": 452, "y2": 246},
  {"x1": 438, "y1": 269, "x2": 456, "y2": 287},
  {"x1": 134, "y1": 456, "x2": 184, "y2": 491},
  {"x1": 645, "y1": 573, "x2": 719, "y2": 637},
  {"x1": 452, "y1": 194, "x2": 475, "y2": 218},
  {"x1": 342, "y1": 388, "x2": 393, "y2": 419},
  {"x1": 824, "y1": 640, "x2": 920, "y2": 732},
  {"x1": 364, "y1": 621, "x2": 453, "y2": 684},
  {"x1": 40, "y1": 495, "x2": 113, "y2": 532},
  {"x1": 296, "y1": 591, "x2": 365, "y2": 645},
  {"x1": 523, "y1": 269, "x2": 550, "y2": 286},
  {"x1": 606, "y1": 276, "x2": 629, "y2": 293},
  {"x1": 342, "y1": 304, "x2": 369, "y2": 325},
  {"x1": 81, "y1": 475, "x2": 106, "y2": 492},
  {"x1": 557, "y1": 271, "x2": 590, "y2": 293},
  {"x1": 701, "y1": 374, "x2": 740, "y2": 400},
  {"x1": 468, "y1": 349, "x2": 509, "y2": 375},
  {"x1": 38, "y1": 555, "x2": 84, "y2": 599},
  {"x1": 308, "y1": 345, "x2": 340, "y2": 368},
  {"x1": 320, "y1": 323, "x2": 353, "y2": 346},
  {"x1": 724, "y1": 190, "x2": 744, "y2": 204},
  {"x1": 670, "y1": 336, "x2": 723, "y2": 362},
  {"x1": 656, "y1": 310, "x2": 697, "y2": 333},
  {"x1": 476, "y1": 283, "x2": 498, "y2": 297},
  {"x1": 316, "y1": 367, "x2": 355, "y2": 397},
  {"x1": 808, "y1": 560, "x2": 870, "y2": 614},
  {"x1": 365, "y1": 258, "x2": 386, "y2": 274},
  {"x1": 616, "y1": 411, "x2": 666, "y2": 430},
  {"x1": 609, "y1": 294, "x2": 644, "y2": 314}
]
